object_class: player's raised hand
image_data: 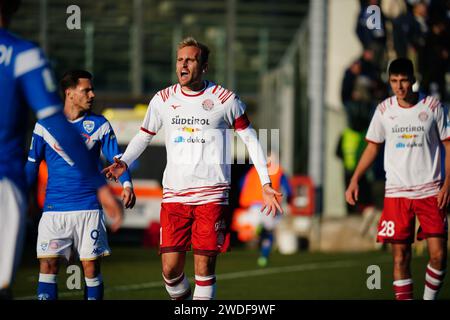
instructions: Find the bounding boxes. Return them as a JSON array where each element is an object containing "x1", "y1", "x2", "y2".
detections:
[
  {"x1": 97, "y1": 185, "x2": 124, "y2": 232},
  {"x1": 437, "y1": 182, "x2": 450, "y2": 209},
  {"x1": 102, "y1": 157, "x2": 127, "y2": 181},
  {"x1": 122, "y1": 186, "x2": 136, "y2": 209},
  {"x1": 345, "y1": 180, "x2": 359, "y2": 206},
  {"x1": 261, "y1": 183, "x2": 283, "y2": 217}
]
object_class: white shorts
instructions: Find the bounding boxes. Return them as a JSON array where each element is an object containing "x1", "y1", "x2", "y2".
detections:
[
  {"x1": 0, "y1": 178, "x2": 26, "y2": 289},
  {"x1": 36, "y1": 210, "x2": 111, "y2": 261}
]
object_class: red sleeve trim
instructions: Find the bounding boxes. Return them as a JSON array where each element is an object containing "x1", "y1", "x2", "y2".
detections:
[
  {"x1": 441, "y1": 137, "x2": 450, "y2": 142},
  {"x1": 234, "y1": 113, "x2": 250, "y2": 131},
  {"x1": 365, "y1": 138, "x2": 383, "y2": 145},
  {"x1": 140, "y1": 127, "x2": 156, "y2": 135}
]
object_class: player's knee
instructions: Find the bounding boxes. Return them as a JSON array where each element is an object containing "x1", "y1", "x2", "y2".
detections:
[
  {"x1": 429, "y1": 250, "x2": 447, "y2": 270},
  {"x1": 393, "y1": 252, "x2": 410, "y2": 269},
  {"x1": 162, "y1": 266, "x2": 183, "y2": 280},
  {"x1": 39, "y1": 259, "x2": 59, "y2": 274},
  {"x1": 82, "y1": 260, "x2": 100, "y2": 278}
]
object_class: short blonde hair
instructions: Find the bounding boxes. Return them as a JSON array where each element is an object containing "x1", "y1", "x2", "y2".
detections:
[{"x1": 178, "y1": 36, "x2": 210, "y2": 65}]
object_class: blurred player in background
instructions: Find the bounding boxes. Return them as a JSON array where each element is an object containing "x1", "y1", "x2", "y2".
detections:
[
  {"x1": 239, "y1": 151, "x2": 292, "y2": 267},
  {"x1": 346, "y1": 58, "x2": 449, "y2": 300},
  {"x1": 25, "y1": 70, "x2": 135, "y2": 300},
  {"x1": 103, "y1": 37, "x2": 283, "y2": 300},
  {"x1": 0, "y1": 0, "x2": 122, "y2": 299}
]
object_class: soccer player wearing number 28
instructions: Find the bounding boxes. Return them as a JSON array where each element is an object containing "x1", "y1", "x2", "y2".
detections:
[
  {"x1": 346, "y1": 58, "x2": 449, "y2": 300},
  {"x1": 103, "y1": 37, "x2": 283, "y2": 300}
]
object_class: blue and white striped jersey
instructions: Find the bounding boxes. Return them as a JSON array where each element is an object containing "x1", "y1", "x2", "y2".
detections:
[
  {"x1": 0, "y1": 28, "x2": 62, "y2": 191},
  {"x1": 26, "y1": 112, "x2": 132, "y2": 211},
  {"x1": 1, "y1": 28, "x2": 106, "y2": 192}
]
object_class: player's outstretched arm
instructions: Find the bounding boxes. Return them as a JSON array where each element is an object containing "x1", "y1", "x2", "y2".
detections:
[
  {"x1": 98, "y1": 185, "x2": 124, "y2": 232},
  {"x1": 261, "y1": 183, "x2": 283, "y2": 216},
  {"x1": 345, "y1": 142, "x2": 381, "y2": 205},
  {"x1": 102, "y1": 157, "x2": 128, "y2": 181},
  {"x1": 437, "y1": 140, "x2": 450, "y2": 209},
  {"x1": 103, "y1": 130, "x2": 154, "y2": 181}
]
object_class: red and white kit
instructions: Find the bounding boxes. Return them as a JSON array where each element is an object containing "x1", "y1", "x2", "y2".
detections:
[
  {"x1": 121, "y1": 81, "x2": 270, "y2": 254},
  {"x1": 366, "y1": 95, "x2": 449, "y2": 242}
]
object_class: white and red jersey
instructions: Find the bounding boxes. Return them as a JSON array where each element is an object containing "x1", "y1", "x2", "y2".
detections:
[
  {"x1": 141, "y1": 80, "x2": 251, "y2": 205},
  {"x1": 366, "y1": 94, "x2": 450, "y2": 199}
]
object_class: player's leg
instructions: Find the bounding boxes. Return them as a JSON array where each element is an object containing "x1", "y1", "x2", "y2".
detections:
[
  {"x1": 160, "y1": 203, "x2": 193, "y2": 300},
  {"x1": 377, "y1": 197, "x2": 415, "y2": 300},
  {"x1": 161, "y1": 252, "x2": 191, "y2": 300},
  {"x1": 193, "y1": 254, "x2": 217, "y2": 300},
  {"x1": 36, "y1": 211, "x2": 73, "y2": 300},
  {"x1": 414, "y1": 196, "x2": 448, "y2": 300},
  {"x1": 423, "y1": 237, "x2": 447, "y2": 300},
  {"x1": 81, "y1": 259, "x2": 103, "y2": 300},
  {"x1": 258, "y1": 209, "x2": 278, "y2": 267},
  {"x1": 37, "y1": 258, "x2": 60, "y2": 300},
  {"x1": 191, "y1": 203, "x2": 230, "y2": 300},
  {"x1": 77, "y1": 210, "x2": 111, "y2": 300},
  {"x1": 392, "y1": 243, "x2": 414, "y2": 300},
  {"x1": 258, "y1": 228, "x2": 273, "y2": 267},
  {"x1": 0, "y1": 178, "x2": 26, "y2": 300}
]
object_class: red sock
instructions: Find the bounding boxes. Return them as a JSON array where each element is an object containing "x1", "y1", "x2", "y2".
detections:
[{"x1": 393, "y1": 278, "x2": 413, "y2": 300}]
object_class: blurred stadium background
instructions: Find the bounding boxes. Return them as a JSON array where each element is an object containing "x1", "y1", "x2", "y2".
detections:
[{"x1": 10, "y1": 0, "x2": 450, "y2": 299}]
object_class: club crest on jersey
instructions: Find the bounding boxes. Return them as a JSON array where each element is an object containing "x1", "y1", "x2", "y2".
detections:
[
  {"x1": 83, "y1": 120, "x2": 95, "y2": 133},
  {"x1": 40, "y1": 242, "x2": 49, "y2": 252},
  {"x1": 418, "y1": 111, "x2": 429, "y2": 122},
  {"x1": 202, "y1": 99, "x2": 214, "y2": 111}
]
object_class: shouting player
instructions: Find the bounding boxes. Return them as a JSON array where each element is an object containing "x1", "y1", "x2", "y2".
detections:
[
  {"x1": 345, "y1": 58, "x2": 449, "y2": 300},
  {"x1": 26, "y1": 70, "x2": 136, "y2": 300},
  {"x1": 0, "y1": 0, "x2": 122, "y2": 299},
  {"x1": 103, "y1": 37, "x2": 283, "y2": 300}
]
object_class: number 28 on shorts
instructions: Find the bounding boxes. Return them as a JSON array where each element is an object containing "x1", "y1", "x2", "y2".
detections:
[{"x1": 378, "y1": 220, "x2": 395, "y2": 237}]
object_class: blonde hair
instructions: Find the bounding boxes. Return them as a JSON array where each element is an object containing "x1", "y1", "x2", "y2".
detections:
[{"x1": 177, "y1": 36, "x2": 210, "y2": 64}]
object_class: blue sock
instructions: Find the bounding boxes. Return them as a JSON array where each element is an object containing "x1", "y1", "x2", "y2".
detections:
[
  {"x1": 85, "y1": 275, "x2": 104, "y2": 300},
  {"x1": 260, "y1": 233, "x2": 273, "y2": 259},
  {"x1": 37, "y1": 273, "x2": 57, "y2": 300}
]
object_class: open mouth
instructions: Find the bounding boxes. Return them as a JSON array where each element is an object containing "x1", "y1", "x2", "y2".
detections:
[{"x1": 180, "y1": 70, "x2": 189, "y2": 78}]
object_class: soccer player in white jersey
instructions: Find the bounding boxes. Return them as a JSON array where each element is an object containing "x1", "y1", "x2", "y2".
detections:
[
  {"x1": 103, "y1": 37, "x2": 283, "y2": 300},
  {"x1": 346, "y1": 58, "x2": 449, "y2": 300},
  {"x1": 0, "y1": 0, "x2": 122, "y2": 299},
  {"x1": 25, "y1": 70, "x2": 135, "y2": 300}
]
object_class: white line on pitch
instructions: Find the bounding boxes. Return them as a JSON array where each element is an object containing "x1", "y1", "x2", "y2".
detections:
[{"x1": 16, "y1": 257, "x2": 390, "y2": 300}]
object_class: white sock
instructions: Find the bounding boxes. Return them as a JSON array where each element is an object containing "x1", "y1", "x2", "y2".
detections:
[
  {"x1": 163, "y1": 273, "x2": 191, "y2": 300},
  {"x1": 39, "y1": 273, "x2": 57, "y2": 283},
  {"x1": 193, "y1": 274, "x2": 216, "y2": 300},
  {"x1": 85, "y1": 274, "x2": 103, "y2": 287},
  {"x1": 424, "y1": 264, "x2": 445, "y2": 300}
]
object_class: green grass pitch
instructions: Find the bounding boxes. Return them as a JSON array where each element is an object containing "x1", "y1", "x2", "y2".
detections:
[{"x1": 12, "y1": 246, "x2": 450, "y2": 300}]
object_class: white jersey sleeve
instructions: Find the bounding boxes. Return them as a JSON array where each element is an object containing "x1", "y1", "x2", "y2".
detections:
[
  {"x1": 224, "y1": 96, "x2": 250, "y2": 130},
  {"x1": 432, "y1": 100, "x2": 450, "y2": 141},
  {"x1": 141, "y1": 95, "x2": 163, "y2": 135},
  {"x1": 366, "y1": 106, "x2": 385, "y2": 143}
]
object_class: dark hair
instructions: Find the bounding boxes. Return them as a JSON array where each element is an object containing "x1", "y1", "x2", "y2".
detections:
[
  {"x1": 60, "y1": 70, "x2": 93, "y2": 99},
  {"x1": 388, "y1": 58, "x2": 414, "y2": 78},
  {"x1": 178, "y1": 37, "x2": 210, "y2": 65},
  {"x1": 0, "y1": 0, "x2": 21, "y2": 22}
]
